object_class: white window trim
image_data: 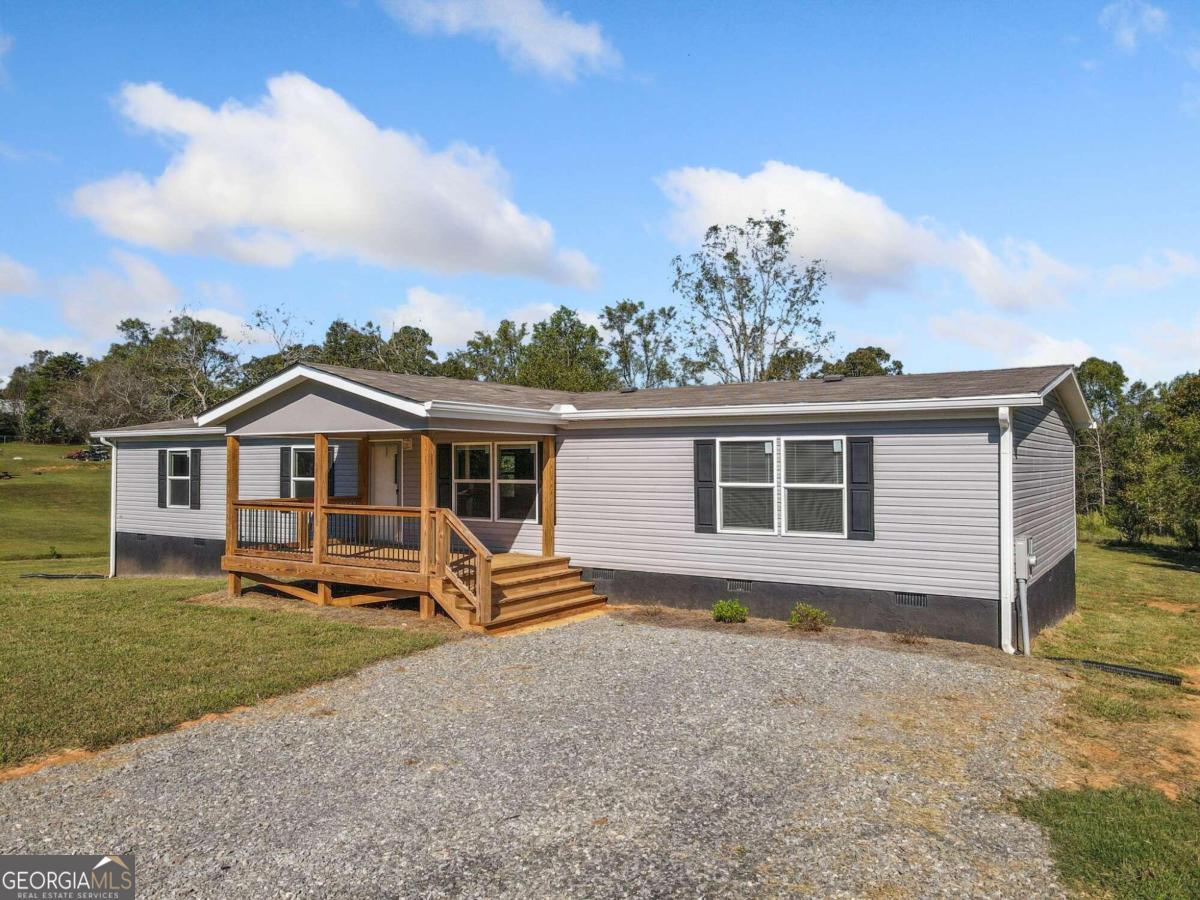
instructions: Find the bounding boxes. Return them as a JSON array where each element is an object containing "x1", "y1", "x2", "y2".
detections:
[
  {"x1": 715, "y1": 437, "x2": 778, "y2": 535},
  {"x1": 291, "y1": 445, "x2": 315, "y2": 499},
  {"x1": 452, "y1": 441, "x2": 495, "y2": 522},
  {"x1": 166, "y1": 448, "x2": 192, "y2": 509},
  {"x1": 495, "y1": 441, "x2": 539, "y2": 522},
  {"x1": 782, "y1": 436, "x2": 848, "y2": 539}
]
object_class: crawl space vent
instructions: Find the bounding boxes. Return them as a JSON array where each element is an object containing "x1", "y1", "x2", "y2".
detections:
[
  {"x1": 726, "y1": 578, "x2": 753, "y2": 592},
  {"x1": 895, "y1": 592, "x2": 928, "y2": 608},
  {"x1": 591, "y1": 567, "x2": 615, "y2": 581}
]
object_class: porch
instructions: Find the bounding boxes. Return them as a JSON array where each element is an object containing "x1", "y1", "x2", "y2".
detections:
[{"x1": 220, "y1": 432, "x2": 605, "y2": 633}]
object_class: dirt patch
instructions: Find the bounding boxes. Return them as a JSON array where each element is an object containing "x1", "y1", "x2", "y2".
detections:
[
  {"x1": 607, "y1": 603, "x2": 1059, "y2": 675},
  {"x1": 1144, "y1": 599, "x2": 1193, "y2": 614},
  {"x1": 0, "y1": 749, "x2": 95, "y2": 783},
  {"x1": 185, "y1": 587, "x2": 466, "y2": 639}
]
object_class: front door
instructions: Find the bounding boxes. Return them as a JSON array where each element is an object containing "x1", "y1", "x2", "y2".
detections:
[{"x1": 370, "y1": 442, "x2": 402, "y2": 506}]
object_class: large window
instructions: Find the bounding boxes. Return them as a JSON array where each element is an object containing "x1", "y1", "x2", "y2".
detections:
[
  {"x1": 454, "y1": 443, "x2": 493, "y2": 520},
  {"x1": 783, "y1": 438, "x2": 846, "y2": 536},
  {"x1": 496, "y1": 442, "x2": 538, "y2": 521},
  {"x1": 166, "y1": 449, "x2": 191, "y2": 508},
  {"x1": 291, "y1": 446, "x2": 315, "y2": 499},
  {"x1": 717, "y1": 439, "x2": 776, "y2": 533}
]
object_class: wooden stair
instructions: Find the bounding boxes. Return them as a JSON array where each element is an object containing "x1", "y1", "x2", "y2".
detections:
[{"x1": 439, "y1": 553, "x2": 607, "y2": 634}]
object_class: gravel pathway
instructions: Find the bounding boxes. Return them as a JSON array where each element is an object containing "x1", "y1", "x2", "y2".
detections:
[{"x1": 0, "y1": 616, "x2": 1067, "y2": 898}]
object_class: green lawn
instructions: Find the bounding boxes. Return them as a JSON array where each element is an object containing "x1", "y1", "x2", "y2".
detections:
[
  {"x1": 0, "y1": 441, "x2": 110, "y2": 560},
  {"x1": 0, "y1": 443, "x2": 445, "y2": 769},
  {"x1": 1027, "y1": 539, "x2": 1200, "y2": 898}
]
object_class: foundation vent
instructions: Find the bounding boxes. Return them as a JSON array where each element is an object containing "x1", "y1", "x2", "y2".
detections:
[
  {"x1": 135, "y1": 533, "x2": 147, "y2": 541},
  {"x1": 895, "y1": 591, "x2": 928, "y2": 608},
  {"x1": 193, "y1": 538, "x2": 206, "y2": 547},
  {"x1": 591, "y1": 567, "x2": 615, "y2": 581},
  {"x1": 726, "y1": 578, "x2": 753, "y2": 592}
]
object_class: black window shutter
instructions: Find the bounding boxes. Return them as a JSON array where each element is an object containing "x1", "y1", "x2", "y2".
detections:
[
  {"x1": 436, "y1": 443, "x2": 453, "y2": 508},
  {"x1": 694, "y1": 439, "x2": 716, "y2": 533},
  {"x1": 157, "y1": 448, "x2": 167, "y2": 509},
  {"x1": 535, "y1": 439, "x2": 544, "y2": 524},
  {"x1": 328, "y1": 445, "x2": 337, "y2": 498},
  {"x1": 847, "y1": 437, "x2": 874, "y2": 541},
  {"x1": 279, "y1": 447, "x2": 291, "y2": 498},
  {"x1": 189, "y1": 448, "x2": 202, "y2": 509}
]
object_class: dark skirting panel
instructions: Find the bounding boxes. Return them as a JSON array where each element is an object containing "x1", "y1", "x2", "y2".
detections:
[
  {"x1": 115, "y1": 531, "x2": 225, "y2": 577},
  {"x1": 1025, "y1": 550, "x2": 1076, "y2": 636},
  {"x1": 582, "y1": 567, "x2": 1002, "y2": 646}
]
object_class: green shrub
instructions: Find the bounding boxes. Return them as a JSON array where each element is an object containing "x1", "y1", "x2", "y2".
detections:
[
  {"x1": 788, "y1": 602, "x2": 833, "y2": 631},
  {"x1": 712, "y1": 599, "x2": 749, "y2": 623}
]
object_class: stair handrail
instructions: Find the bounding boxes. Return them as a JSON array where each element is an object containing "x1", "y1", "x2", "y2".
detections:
[{"x1": 437, "y1": 508, "x2": 494, "y2": 625}]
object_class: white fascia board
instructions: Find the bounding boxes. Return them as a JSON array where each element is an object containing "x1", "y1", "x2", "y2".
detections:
[
  {"x1": 426, "y1": 399, "x2": 565, "y2": 425},
  {"x1": 1040, "y1": 368, "x2": 1093, "y2": 429},
  {"x1": 91, "y1": 426, "x2": 227, "y2": 440},
  {"x1": 560, "y1": 393, "x2": 1046, "y2": 423},
  {"x1": 196, "y1": 366, "x2": 428, "y2": 426}
]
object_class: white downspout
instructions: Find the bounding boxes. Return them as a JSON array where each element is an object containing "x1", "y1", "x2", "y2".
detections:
[
  {"x1": 98, "y1": 437, "x2": 117, "y2": 578},
  {"x1": 998, "y1": 407, "x2": 1016, "y2": 654}
]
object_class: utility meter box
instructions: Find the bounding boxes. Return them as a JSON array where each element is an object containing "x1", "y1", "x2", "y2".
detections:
[{"x1": 1014, "y1": 537, "x2": 1037, "y2": 580}]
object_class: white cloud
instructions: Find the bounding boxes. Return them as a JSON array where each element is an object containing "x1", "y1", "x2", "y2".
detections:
[
  {"x1": 1116, "y1": 313, "x2": 1200, "y2": 382},
  {"x1": 377, "y1": 286, "x2": 490, "y2": 350},
  {"x1": 0, "y1": 327, "x2": 85, "y2": 386},
  {"x1": 660, "y1": 161, "x2": 1199, "y2": 310},
  {"x1": 73, "y1": 74, "x2": 597, "y2": 287},
  {"x1": 1099, "y1": 0, "x2": 1167, "y2": 51},
  {"x1": 57, "y1": 250, "x2": 181, "y2": 341},
  {"x1": 0, "y1": 254, "x2": 35, "y2": 295},
  {"x1": 929, "y1": 311, "x2": 1093, "y2": 368},
  {"x1": 381, "y1": 0, "x2": 619, "y2": 81},
  {"x1": 659, "y1": 161, "x2": 1084, "y2": 310}
]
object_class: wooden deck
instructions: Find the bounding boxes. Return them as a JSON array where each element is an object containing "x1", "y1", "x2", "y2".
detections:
[{"x1": 222, "y1": 431, "x2": 604, "y2": 633}]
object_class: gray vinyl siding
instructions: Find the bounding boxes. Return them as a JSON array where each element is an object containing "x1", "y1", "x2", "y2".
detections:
[
  {"x1": 1013, "y1": 391, "x2": 1076, "y2": 584},
  {"x1": 113, "y1": 438, "x2": 227, "y2": 539},
  {"x1": 225, "y1": 382, "x2": 425, "y2": 435},
  {"x1": 556, "y1": 418, "x2": 1001, "y2": 600},
  {"x1": 114, "y1": 438, "x2": 359, "y2": 540}
]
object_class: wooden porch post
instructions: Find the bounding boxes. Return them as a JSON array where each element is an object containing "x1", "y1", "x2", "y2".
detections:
[
  {"x1": 541, "y1": 434, "x2": 556, "y2": 557},
  {"x1": 357, "y1": 436, "x2": 370, "y2": 503},
  {"x1": 226, "y1": 435, "x2": 241, "y2": 598},
  {"x1": 418, "y1": 432, "x2": 436, "y2": 575},
  {"x1": 313, "y1": 433, "x2": 329, "y2": 603}
]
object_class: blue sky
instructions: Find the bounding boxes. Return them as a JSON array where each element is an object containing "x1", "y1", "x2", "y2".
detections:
[{"x1": 1, "y1": 0, "x2": 1197, "y2": 383}]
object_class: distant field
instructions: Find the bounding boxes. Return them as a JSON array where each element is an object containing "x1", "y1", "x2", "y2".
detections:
[{"x1": 0, "y1": 442, "x2": 109, "y2": 561}]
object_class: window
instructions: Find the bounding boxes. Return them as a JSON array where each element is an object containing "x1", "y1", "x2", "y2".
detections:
[
  {"x1": 496, "y1": 442, "x2": 538, "y2": 521},
  {"x1": 453, "y1": 443, "x2": 492, "y2": 519},
  {"x1": 292, "y1": 447, "x2": 315, "y2": 499},
  {"x1": 783, "y1": 438, "x2": 846, "y2": 536},
  {"x1": 717, "y1": 439, "x2": 776, "y2": 533},
  {"x1": 166, "y1": 449, "x2": 191, "y2": 508}
]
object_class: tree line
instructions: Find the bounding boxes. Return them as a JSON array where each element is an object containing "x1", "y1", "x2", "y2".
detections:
[{"x1": 2, "y1": 212, "x2": 1193, "y2": 549}]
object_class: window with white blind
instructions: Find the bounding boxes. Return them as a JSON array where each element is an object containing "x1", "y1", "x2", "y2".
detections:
[
  {"x1": 717, "y1": 439, "x2": 776, "y2": 533},
  {"x1": 166, "y1": 449, "x2": 191, "y2": 508},
  {"x1": 783, "y1": 438, "x2": 846, "y2": 536}
]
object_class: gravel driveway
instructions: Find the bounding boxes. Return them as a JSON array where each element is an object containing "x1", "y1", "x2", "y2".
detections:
[{"x1": 0, "y1": 616, "x2": 1067, "y2": 898}]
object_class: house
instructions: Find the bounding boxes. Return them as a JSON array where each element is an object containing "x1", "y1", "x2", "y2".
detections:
[{"x1": 92, "y1": 363, "x2": 1090, "y2": 648}]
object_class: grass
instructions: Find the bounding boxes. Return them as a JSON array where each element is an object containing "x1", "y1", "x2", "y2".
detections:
[
  {"x1": 1025, "y1": 538, "x2": 1200, "y2": 897},
  {"x1": 0, "y1": 556, "x2": 445, "y2": 767},
  {"x1": 0, "y1": 441, "x2": 110, "y2": 560},
  {"x1": 0, "y1": 444, "x2": 447, "y2": 768},
  {"x1": 1017, "y1": 788, "x2": 1200, "y2": 899}
]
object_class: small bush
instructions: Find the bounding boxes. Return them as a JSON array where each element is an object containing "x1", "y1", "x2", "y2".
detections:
[
  {"x1": 47, "y1": 545, "x2": 62, "y2": 560},
  {"x1": 788, "y1": 602, "x2": 833, "y2": 632},
  {"x1": 712, "y1": 599, "x2": 749, "y2": 623}
]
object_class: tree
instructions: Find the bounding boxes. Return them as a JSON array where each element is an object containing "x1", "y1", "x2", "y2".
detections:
[
  {"x1": 672, "y1": 213, "x2": 834, "y2": 383},
  {"x1": 518, "y1": 307, "x2": 620, "y2": 392},
  {"x1": 600, "y1": 299, "x2": 688, "y2": 389},
  {"x1": 1076, "y1": 357, "x2": 1129, "y2": 511},
  {"x1": 818, "y1": 346, "x2": 904, "y2": 379},
  {"x1": 19, "y1": 352, "x2": 87, "y2": 442},
  {"x1": 317, "y1": 319, "x2": 437, "y2": 375},
  {"x1": 442, "y1": 320, "x2": 528, "y2": 383}
]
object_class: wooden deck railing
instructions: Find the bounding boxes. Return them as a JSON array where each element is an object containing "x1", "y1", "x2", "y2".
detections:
[
  {"x1": 436, "y1": 508, "x2": 494, "y2": 625},
  {"x1": 230, "y1": 498, "x2": 494, "y2": 623}
]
